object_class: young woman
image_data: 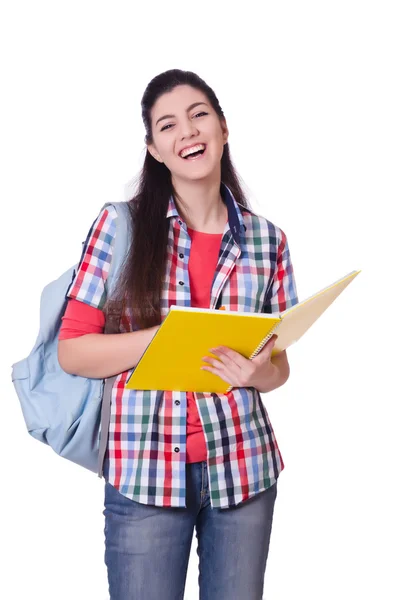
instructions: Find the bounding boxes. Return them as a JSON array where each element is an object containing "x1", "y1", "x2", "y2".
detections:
[{"x1": 58, "y1": 69, "x2": 299, "y2": 600}]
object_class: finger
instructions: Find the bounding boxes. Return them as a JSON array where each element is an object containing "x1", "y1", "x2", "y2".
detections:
[
  {"x1": 209, "y1": 346, "x2": 249, "y2": 370},
  {"x1": 267, "y1": 334, "x2": 278, "y2": 346},
  {"x1": 263, "y1": 334, "x2": 278, "y2": 352},
  {"x1": 202, "y1": 357, "x2": 223, "y2": 371},
  {"x1": 202, "y1": 352, "x2": 244, "y2": 383},
  {"x1": 200, "y1": 364, "x2": 234, "y2": 386},
  {"x1": 252, "y1": 335, "x2": 278, "y2": 364}
]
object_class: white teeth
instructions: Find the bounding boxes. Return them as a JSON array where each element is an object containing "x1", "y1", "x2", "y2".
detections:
[{"x1": 180, "y1": 144, "x2": 206, "y2": 158}]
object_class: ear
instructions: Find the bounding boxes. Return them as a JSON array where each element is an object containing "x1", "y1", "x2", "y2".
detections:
[
  {"x1": 147, "y1": 144, "x2": 164, "y2": 163},
  {"x1": 220, "y1": 118, "x2": 229, "y2": 145}
]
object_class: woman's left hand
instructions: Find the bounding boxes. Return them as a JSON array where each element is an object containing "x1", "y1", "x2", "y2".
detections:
[{"x1": 201, "y1": 334, "x2": 279, "y2": 389}]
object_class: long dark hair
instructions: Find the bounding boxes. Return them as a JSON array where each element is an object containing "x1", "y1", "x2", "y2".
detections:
[{"x1": 107, "y1": 69, "x2": 250, "y2": 330}]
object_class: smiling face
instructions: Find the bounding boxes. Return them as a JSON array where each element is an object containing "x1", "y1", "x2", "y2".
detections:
[{"x1": 147, "y1": 85, "x2": 229, "y2": 183}]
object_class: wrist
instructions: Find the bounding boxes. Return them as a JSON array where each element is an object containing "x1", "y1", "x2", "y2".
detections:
[{"x1": 252, "y1": 360, "x2": 286, "y2": 394}]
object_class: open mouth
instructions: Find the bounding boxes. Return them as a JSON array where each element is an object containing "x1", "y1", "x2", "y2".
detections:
[{"x1": 180, "y1": 145, "x2": 207, "y2": 160}]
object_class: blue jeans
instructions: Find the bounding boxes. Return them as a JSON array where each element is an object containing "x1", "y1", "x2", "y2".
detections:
[{"x1": 103, "y1": 461, "x2": 278, "y2": 600}]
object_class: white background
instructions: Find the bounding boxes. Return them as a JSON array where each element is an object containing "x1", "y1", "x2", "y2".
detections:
[{"x1": 1, "y1": 1, "x2": 396, "y2": 599}]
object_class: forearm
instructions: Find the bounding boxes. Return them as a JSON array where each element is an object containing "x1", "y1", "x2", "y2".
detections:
[
  {"x1": 253, "y1": 352, "x2": 290, "y2": 394},
  {"x1": 58, "y1": 326, "x2": 159, "y2": 379}
]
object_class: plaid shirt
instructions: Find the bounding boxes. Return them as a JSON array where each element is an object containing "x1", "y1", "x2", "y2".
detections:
[{"x1": 67, "y1": 183, "x2": 299, "y2": 508}]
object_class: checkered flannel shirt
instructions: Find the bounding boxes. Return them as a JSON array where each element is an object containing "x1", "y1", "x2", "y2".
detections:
[{"x1": 66, "y1": 183, "x2": 299, "y2": 508}]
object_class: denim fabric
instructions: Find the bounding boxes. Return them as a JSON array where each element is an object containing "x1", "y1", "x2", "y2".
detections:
[{"x1": 103, "y1": 461, "x2": 278, "y2": 600}]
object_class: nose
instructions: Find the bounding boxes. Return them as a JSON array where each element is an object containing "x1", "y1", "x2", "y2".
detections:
[{"x1": 180, "y1": 117, "x2": 199, "y2": 141}]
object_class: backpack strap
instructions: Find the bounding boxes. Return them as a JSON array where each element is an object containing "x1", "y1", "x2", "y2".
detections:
[
  {"x1": 99, "y1": 376, "x2": 116, "y2": 477},
  {"x1": 104, "y1": 201, "x2": 132, "y2": 293},
  {"x1": 97, "y1": 200, "x2": 133, "y2": 477}
]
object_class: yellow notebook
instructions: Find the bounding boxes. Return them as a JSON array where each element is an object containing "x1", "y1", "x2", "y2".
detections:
[{"x1": 125, "y1": 269, "x2": 360, "y2": 394}]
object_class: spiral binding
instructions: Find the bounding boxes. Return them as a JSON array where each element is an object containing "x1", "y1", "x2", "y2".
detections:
[{"x1": 224, "y1": 320, "x2": 282, "y2": 394}]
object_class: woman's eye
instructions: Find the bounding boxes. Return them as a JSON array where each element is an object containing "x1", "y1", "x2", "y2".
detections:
[{"x1": 160, "y1": 112, "x2": 208, "y2": 132}]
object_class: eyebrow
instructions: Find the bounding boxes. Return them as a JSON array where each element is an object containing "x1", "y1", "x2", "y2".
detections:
[{"x1": 155, "y1": 102, "x2": 209, "y2": 127}]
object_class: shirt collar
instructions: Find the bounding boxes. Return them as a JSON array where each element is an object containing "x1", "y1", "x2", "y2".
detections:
[{"x1": 166, "y1": 182, "x2": 249, "y2": 246}]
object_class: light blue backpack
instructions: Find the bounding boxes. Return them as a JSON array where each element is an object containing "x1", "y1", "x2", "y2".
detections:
[{"x1": 11, "y1": 201, "x2": 132, "y2": 476}]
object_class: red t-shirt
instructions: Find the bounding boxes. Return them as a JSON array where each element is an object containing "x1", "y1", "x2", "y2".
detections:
[{"x1": 59, "y1": 226, "x2": 223, "y2": 463}]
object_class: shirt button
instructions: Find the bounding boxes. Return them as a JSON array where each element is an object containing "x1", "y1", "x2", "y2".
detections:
[
  {"x1": 174, "y1": 447, "x2": 180, "y2": 453},
  {"x1": 178, "y1": 220, "x2": 182, "y2": 225},
  {"x1": 179, "y1": 281, "x2": 184, "y2": 286},
  {"x1": 179, "y1": 253, "x2": 184, "y2": 259},
  {"x1": 175, "y1": 400, "x2": 180, "y2": 405}
]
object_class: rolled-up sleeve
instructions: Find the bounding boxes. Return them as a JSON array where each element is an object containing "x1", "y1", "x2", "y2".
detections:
[
  {"x1": 263, "y1": 229, "x2": 299, "y2": 313},
  {"x1": 66, "y1": 205, "x2": 117, "y2": 310}
]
